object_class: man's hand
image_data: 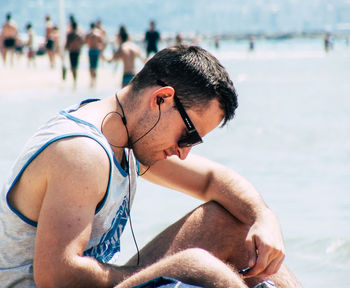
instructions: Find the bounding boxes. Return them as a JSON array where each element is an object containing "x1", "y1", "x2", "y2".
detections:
[{"x1": 243, "y1": 209, "x2": 285, "y2": 278}]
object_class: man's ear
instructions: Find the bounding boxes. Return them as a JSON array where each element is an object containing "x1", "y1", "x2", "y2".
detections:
[{"x1": 150, "y1": 86, "x2": 175, "y2": 109}]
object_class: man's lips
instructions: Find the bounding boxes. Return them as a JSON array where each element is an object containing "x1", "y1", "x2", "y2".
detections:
[
  {"x1": 163, "y1": 150, "x2": 169, "y2": 159},
  {"x1": 164, "y1": 149, "x2": 174, "y2": 159},
  {"x1": 163, "y1": 149, "x2": 179, "y2": 159}
]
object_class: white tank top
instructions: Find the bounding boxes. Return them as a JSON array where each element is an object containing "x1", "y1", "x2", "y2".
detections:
[{"x1": 0, "y1": 99, "x2": 139, "y2": 287}]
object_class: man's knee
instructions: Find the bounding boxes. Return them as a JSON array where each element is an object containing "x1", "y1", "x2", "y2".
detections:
[
  {"x1": 195, "y1": 201, "x2": 248, "y2": 235},
  {"x1": 173, "y1": 248, "x2": 231, "y2": 274},
  {"x1": 185, "y1": 201, "x2": 249, "y2": 262},
  {"x1": 175, "y1": 248, "x2": 212, "y2": 264}
]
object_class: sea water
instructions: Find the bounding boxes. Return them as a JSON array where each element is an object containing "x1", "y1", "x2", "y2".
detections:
[{"x1": 1, "y1": 38, "x2": 349, "y2": 287}]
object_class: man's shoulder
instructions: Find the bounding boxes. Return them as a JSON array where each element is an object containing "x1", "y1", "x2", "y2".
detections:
[
  {"x1": 123, "y1": 41, "x2": 138, "y2": 50},
  {"x1": 93, "y1": 30, "x2": 103, "y2": 37},
  {"x1": 3, "y1": 22, "x2": 17, "y2": 30},
  {"x1": 46, "y1": 136, "x2": 111, "y2": 172},
  {"x1": 41, "y1": 137, "x2": 111, "y2": 198},
  {"x1": 52, "y1": 135, "x2": 108, "y2": 154}
]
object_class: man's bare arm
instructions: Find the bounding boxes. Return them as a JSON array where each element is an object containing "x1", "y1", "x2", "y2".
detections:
[
  {"x1": 142, "y1": 154, "x2": 265, "y2": 220},
  {"x1": 33, "y1": 137, "x2": 138, "y2": 287},
  {"x1": 142, "y1": 154, "x2": 285, "y2": 278}
]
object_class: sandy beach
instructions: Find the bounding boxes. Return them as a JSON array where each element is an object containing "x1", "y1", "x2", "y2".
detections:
[
  {"x1": 0, "y1": 50, "x2": 125, "y2": 181},
  {"x1": 0, "y1": 52, "x2": 122, "y2": 94}
]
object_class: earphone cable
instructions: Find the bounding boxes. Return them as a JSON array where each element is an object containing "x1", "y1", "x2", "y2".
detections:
[
  {"x1": 101, "y1": 93, "x2": 164, "y2": 264},
  {"x1": 126, "y1": 147, "x2": 140, "y2": 266},
  {"x1": 101, "y1": 94, "x2": 162, "y2": 149}
]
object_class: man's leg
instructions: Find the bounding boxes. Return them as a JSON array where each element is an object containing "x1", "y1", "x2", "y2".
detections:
[
  {"x1": 1, "y1": 48, "x2": 8, "y2": 64},
  {"x1": 118, "y1": 248, "x2": 247, "y2": 288},
  {"x1": 127, "y1": 201, "x2": 301, "y2": 288},
  {"x1": 89, "y1": 69, "x2": 96, "y2": 88}
]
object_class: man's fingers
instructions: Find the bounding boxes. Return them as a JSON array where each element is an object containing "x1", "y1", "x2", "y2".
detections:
[
  {"x1": 245, "y1": 237, "x2": 257, "y2": 268},
  {"x1": 244, "y1": 249, "x2": 269, "y2": 277},
  {"x1": 255, "y1": 253, "x2": 284, "y2": 278},
  {"x1": 243, "y1": 246, "x2": 285, "y2": 278},
  {"x1": 267, "y1": 251, "x2": 285, "y2": 275}
]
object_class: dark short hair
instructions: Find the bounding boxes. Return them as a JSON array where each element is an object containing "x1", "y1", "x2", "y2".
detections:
[
  {"x1": 119, "y1": 25, "x2": 128, "y2": 43},
  {"x1": 131, "y1": 45, "x2": 238, "y2": 126}
]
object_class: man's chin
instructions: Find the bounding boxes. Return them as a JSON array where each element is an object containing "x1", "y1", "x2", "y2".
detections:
[
  {"x1": 133, "y1": 148, "x2": 168, "y2": 167},
  {"x1": 137, "y1": 156, "x2": 164, "y2": 168}
]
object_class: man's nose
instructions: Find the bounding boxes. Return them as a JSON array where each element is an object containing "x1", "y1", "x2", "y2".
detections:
[{"x1": 178, "y1": 146, "x2": 192, "y2": 160}]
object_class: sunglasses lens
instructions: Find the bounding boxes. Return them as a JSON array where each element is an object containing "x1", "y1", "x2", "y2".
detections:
[{"x1": 178, "y1": 132, "x2": 203, "y2": 148}]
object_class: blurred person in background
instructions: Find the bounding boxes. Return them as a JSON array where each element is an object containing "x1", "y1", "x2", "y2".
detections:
[
  {"x1": 44, "y1": 15, "x2": 57, "y2": 68},
  {"x1": 85, "y1": 22, "x2": 104, "y2": 88},
  {"x1": 0, "y1": 12, "x2": 18, "y2": 66},
  {"x1": 144, "y1": 20, "x2": 160, "y2": 58},
  {"x1": 96, "y1": 19, "x2": 108, "y2": 61},
  {"x1": 65, "y1": 21, "x2": 84, "y2": 89},
  {"x1": 109, "y1": 25, "x2": 146, "y2": 87},
  {"x1": 25, "y1": 23, "x2": 35, "y2": 67}
]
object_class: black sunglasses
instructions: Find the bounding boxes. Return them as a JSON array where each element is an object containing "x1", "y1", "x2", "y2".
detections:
[{"x1": 157, "y1": 80, "x2": 203, "y2": 148}]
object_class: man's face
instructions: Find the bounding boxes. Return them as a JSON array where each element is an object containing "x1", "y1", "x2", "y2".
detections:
[{"x1": 132, "y1": 99, "x2": 223, "y2": 166}]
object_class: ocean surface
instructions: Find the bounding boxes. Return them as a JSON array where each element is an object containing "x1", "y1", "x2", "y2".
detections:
[
  {"x1": 1, "y1": 38, "x2": 350, "y2": 287},
  {"x1": 2, "y1": 0, "x2": 350, "y2": 36}
]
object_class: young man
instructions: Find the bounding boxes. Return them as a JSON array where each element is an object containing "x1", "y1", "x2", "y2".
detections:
[
  {"x1": 85, "y1": 22, "x2": 104, "y2": 88},
  {"x1": 0, "y1": 46, "x2": 301, "y2": 288},
  {"x1": 95, "y1": 19, "x2": 108, "y2": 61},
  {"x1": 0, "y1": 13, "x2": 18, "y2": 66},
  {"x1": 44, "y1": 15, "x2": 56, "y2": 68},
  {"x1": 144, "y1": 20, "x2": 160, "y2": 58},
  {"x1": 109, "y1": 25, "x2": 146, "y2": 87},
  {"x1": 65, "y1": 21, "x2": 84, "y2": 88},
  {"x1": 25, "y1": 23, "x2": 36, "y2": 67}
]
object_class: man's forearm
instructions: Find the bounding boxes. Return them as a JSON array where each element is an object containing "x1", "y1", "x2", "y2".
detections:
[
  {"x1": 34, "y1": 256, "x2": 141, "y2": 287},
  {"x1": 35, "y1": 251, "x2": 246, "y2": 288},
  {"x1": 205, "y1": 165, "x2": 269, "y2": 225}
]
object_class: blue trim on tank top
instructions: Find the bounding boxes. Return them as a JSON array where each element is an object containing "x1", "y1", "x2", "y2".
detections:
[
  {"x1": 64, "y1": 98, "x2": 140, "y2": 175},
  {"x1": 60, "y1": 110, "x2": 101, "y2": 134},
  {"x1": 60, "y1": 108, "x2": 130, "y2": 177},
  {"x1": 113, "y1": 154, "x2": 128, "y2": 177},
  {"x1": 136, "y1": 160, "x2": 140, "y2": 175},
  {"x1": 67, "y1": 98, "x2": 101, "y2": 112},
  {"x1": 6, "y1": 134, "x2": 113, "y2": 227}
]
